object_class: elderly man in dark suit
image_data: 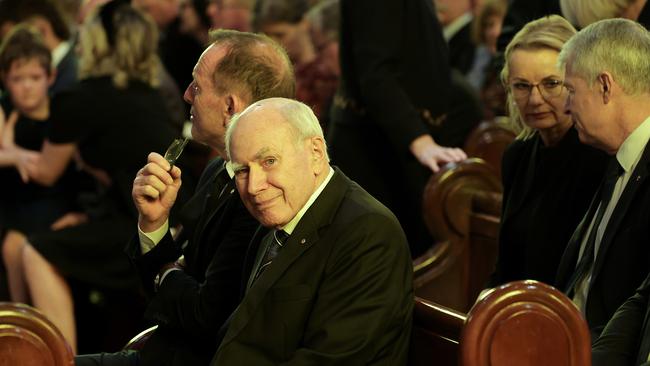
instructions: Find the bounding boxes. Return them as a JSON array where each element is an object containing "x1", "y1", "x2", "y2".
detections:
[
  {"x1": 554, "y1": 18, "x2": 650, "y2": 338},
  {"x1": 75, "y1": 30, "x2": 294, "y2": 366},
  {"x1": 212, "y1": 97, "x2": 413, "y2": 365}
]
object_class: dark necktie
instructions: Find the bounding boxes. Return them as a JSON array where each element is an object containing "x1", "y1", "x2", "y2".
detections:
[
  {"x1": 251, "y1": 229, "x2": 289, "y2": 285},
  {"x1": 565, "y1": 158, "x2": 623, "y2": 295}
]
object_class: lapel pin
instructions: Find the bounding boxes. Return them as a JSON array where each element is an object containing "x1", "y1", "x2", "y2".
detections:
[
  {"x1": 637, "y1": 175, "x2": 641, "y2": 182},
  {"x1": 300, "y1": 238, "x2": 307, "y2": 244}
]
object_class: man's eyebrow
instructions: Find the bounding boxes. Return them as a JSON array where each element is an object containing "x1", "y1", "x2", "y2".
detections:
[{"x1": 252, "y1": 147, "x2": 272, "y2": 161}]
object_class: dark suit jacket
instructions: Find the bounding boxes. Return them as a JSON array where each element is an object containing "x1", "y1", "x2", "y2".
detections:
[
  {"x1": 490, "y1": 129, "x2": 605, "y2": 286},
  {"x1": 125, "y1": 158, "x2": 259, "y2": 366},
  {"x1": 333, "y1": 0, "x2": 450, "y2": 153},
  {"x1": 555, "y1": 142, "x2": 650, "y2": 338},
  {"x1": 448, "y1": 21, "x2": 476, "y2": 75},
  {"x1": 593, "y1": 273, "x2": 650, "y2": 366},
  {"x1": 51, "y1": 46, "x2": 78, "y2": 95},
  {"x1": 210, "y1": 168, "x2": 414, "y2": 365},
  {"x1": 329, "y1": 0, "x2": 457, "y2": 256}
]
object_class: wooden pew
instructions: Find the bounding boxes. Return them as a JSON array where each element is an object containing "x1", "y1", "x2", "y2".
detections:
[
  {"x1": 464, "y1": 118, "x2": 516, "y2": 178},
  {"x1": 0, "y1": 302, "x2": 74, "y2": 366},
  {"x1": 461, "y1": 280, "x2": 591, "y2": 366},
  {"x1": 414, "y1": 158, "x2": 502, "y2": 312},
  {"x1": 409, "y1": 281, "x2": 591, "y2": 366},
  {"x1": 410, "y1": 297, "x2": 465, "y2": 366}
]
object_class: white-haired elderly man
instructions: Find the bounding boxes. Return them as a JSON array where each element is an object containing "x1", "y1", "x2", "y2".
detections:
[
  {"x1": 554, "y1": 18, "x2": 650, "y2": 339},
  {"x1": 210, "y1": 97, "x2": 413, "y2": 366}
]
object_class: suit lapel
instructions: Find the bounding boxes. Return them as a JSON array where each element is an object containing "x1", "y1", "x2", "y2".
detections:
[
  {"x1": 591, "y1": 143, "x2": 650, "y2": 283},
  {"x1": 219, "y1": 168, "x2": 348, "y2": 348},
  {"x1": 193, "y1": 169, "x2": 235, "y2": 246},
  {"x1": 556, "y1": 189, "x2": 602, "y2": 289}
]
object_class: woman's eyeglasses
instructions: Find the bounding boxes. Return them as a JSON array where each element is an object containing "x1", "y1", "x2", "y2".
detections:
[{"x1": 510, "y1": 78, "x2": 565, "y2": 101}]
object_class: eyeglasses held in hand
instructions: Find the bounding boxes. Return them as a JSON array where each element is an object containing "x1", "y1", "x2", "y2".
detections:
[{"x1": 164, "y1": 138, "x2": 189, "y2": 169}]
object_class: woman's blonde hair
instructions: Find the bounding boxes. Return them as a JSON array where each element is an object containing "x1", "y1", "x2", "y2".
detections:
[
  {"x1": 500, "y1": 15, "x2": 576, "y2": 139},
  {"x1": 78, "y1": 3, "x2": 159, "y2": 89}
]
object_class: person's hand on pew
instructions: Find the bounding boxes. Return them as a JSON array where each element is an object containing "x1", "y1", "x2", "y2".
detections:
[
  {"x1": 132, "y1": 152, "x2": 182, "y2": 233},
  {"x1": 410, "y1": 134, "x2": 467, "y2": 172}
]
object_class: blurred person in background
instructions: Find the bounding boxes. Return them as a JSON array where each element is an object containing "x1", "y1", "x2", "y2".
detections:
[
  {"x1": 253, "y1": 0, "x2": 338, "y2": 123},
  {"x1": 3, "y1": 2, "x2": 179, "y2": 353}
]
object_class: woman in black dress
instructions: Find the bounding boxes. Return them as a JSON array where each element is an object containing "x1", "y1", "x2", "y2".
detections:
[
  {"x1": 488, "y1": 15, "x2": 606, "y2": 287},
  {"x1": 3, "y1": 3, "x2": 176, "y2": 353}
]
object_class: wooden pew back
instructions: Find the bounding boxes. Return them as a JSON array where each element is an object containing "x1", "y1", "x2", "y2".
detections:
[
  {"x1": 0, "y1": 302, "x2": 73, "y2": 366},
  {"x1": 410, "y1": 297, "x2": 465, "y2": 366},
  {"x1": 464, "y1": 119, "x2": 516, "y2": 178},
  {"x1": 415, "y1": 159, "x2": 502, "y2": 312}
]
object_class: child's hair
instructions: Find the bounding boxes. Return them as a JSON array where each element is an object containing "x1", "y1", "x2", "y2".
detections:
[{"x1": 0, "y1": 24, "x2": 52, "y2": 78}]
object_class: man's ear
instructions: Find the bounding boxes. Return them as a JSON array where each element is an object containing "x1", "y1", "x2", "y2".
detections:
[
  {"x1": 598, "y1": 72, "x2": 613, "y2": 104},
  {"x1": 309, "y1": 136, "x2": 327, "y2": 173}
]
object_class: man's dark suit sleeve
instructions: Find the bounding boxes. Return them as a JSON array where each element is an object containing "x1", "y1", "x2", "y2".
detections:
[
  {"x1": 125, "y1": 231, "x2": 182, "y2": 295},
  {"x1": 344, "y1": 0, "x2": 447, "y2": 154},
  {"x1": 281, "y1": 213, "x2": 413, "y2": 364},
  {"x1": 142, "y1": 199, "x2": 258, "y2": 338},
  {"x1": 592, "y1": 274, "x2": 650, "y2": 366}
]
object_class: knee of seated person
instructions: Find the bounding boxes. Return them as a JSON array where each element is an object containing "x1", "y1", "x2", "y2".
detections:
[{"x1": 1, "y1": 233, "x2": 27, "y2": 264}]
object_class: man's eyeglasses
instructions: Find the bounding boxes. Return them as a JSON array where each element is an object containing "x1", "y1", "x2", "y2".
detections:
[{"x1": 510, "y1": 79, "x2": 565, "y2": 101}]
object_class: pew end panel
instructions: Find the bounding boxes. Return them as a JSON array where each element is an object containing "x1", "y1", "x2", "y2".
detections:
[{"x1": 461, "y1": 280, "x2": 591, "y2": 366}]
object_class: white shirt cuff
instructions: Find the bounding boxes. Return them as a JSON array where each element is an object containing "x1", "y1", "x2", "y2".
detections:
[{"x1": 138, "y1": 220, "x2": 170, "y2": 254}]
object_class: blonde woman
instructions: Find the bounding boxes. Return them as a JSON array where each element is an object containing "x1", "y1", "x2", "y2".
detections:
[
  {"x1": 2, "y1": 2, "x2": 177, "y2": 353},
  {"x1": 488, "y1": 15, "x2": 606, "y2": 288}
]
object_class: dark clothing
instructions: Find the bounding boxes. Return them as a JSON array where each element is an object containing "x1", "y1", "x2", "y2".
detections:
[
  {"x1": 555, "y1": 141, "x2": 650, "y2": 338},
  {"x1": 329, "y1": 0, "x2": 451, "y2": 256},
  {"x1": 490, "y1": 129, "x2": 606, "y2": 286},
  {"x1": 448, "y1": 22, "x2": 476, "y2": 75},
  {"x1": 211, "y1": 168, "x2": 413, "y2": 365},
  {"x1": 497, "y1": 0, "x2": 561, "y2": 52},
  {"x1": 29, "y1": 76, "x2": 176, "y2": 289},
  {"x1": 123, "y1": 158, "x2": 259, "y2": 366},
  {"x1": 592, "y1": 273, "x2": 650, "y2": 366},
  {"x1": 50, "y1": 46, "x2": 78, "y2": 95},
  {"x1": 159, "y1": 19, "x2": 204, "y2": 92},
  {"x1": 0, "y1": 114, "x2": 76, "y2": 234}
]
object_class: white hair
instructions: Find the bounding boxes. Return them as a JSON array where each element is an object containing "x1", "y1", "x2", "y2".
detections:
[
  {"x1": 225, "y1": 97, "x2": 329, "y2": 160},
  {"x1": 558, "y1": 18, "x2": 650, "y2": 95},
  {"x1": 560, "y1": 0, "x2": 636, "y2": 29}
]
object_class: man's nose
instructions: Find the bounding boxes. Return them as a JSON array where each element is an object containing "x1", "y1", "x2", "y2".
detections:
[
  {"x1": 247, "y1": 166, "x2": 267, "y2": 195},
  {"x1": 183, "y1": 84, "x2": 193, "y2": 104}
]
